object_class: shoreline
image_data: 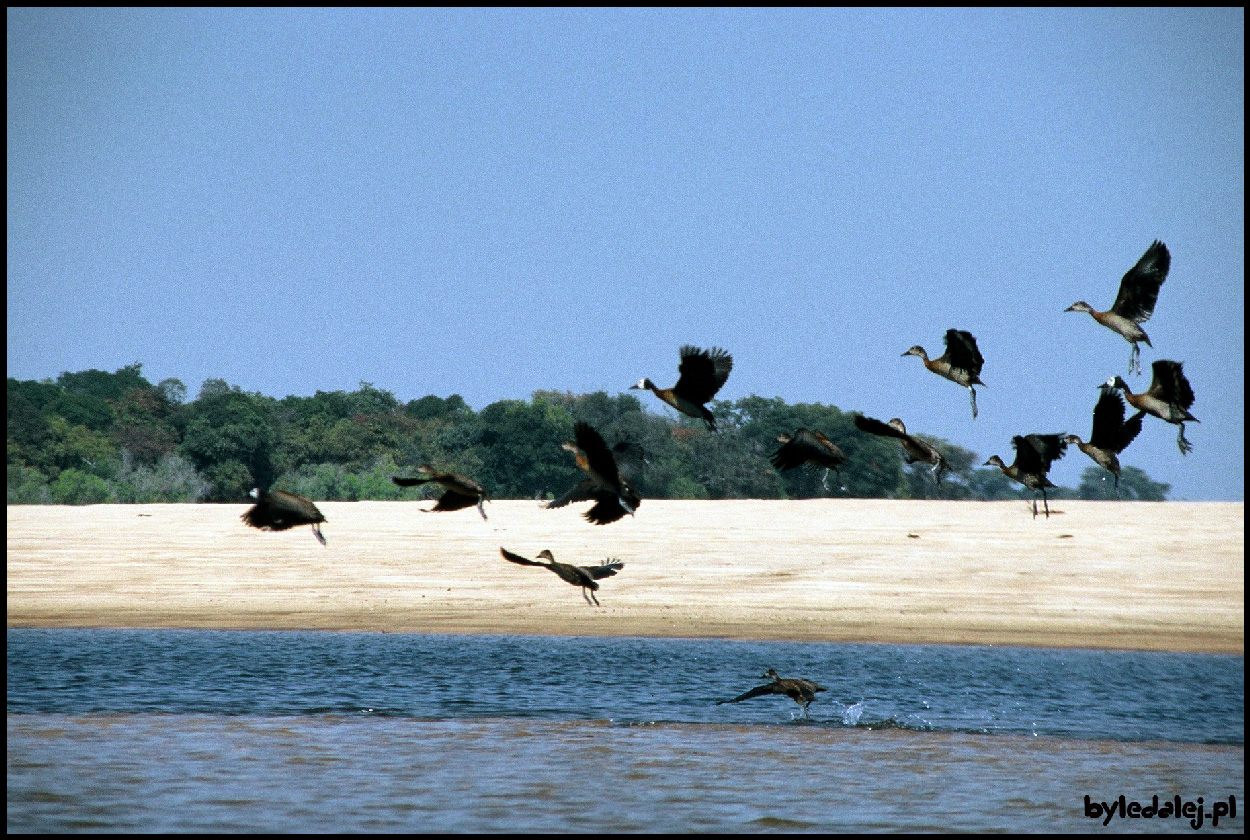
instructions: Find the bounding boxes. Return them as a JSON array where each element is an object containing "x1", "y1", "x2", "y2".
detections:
[{"x1": 7, "y1": 500, "x2": 1244, "y2": 654}]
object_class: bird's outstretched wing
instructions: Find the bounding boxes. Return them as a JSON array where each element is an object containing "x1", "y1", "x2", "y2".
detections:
[
  {"x1": 500, "y1": 547, "x2": 544, "y2": 567},
  {"x1": 716, "y1": 683, "x2": 776, "y2": 704},
  {"x1": 584, "y1": 559, "x2": 624, "y2": 580},
  {"x1": 1111, "y1": 240, "x2": 1169, "y2": 323}
]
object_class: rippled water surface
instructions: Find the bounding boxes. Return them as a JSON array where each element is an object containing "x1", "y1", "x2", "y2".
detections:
[{"x1": 8, "y1": 629, "x2": 1244, "y2": 832}]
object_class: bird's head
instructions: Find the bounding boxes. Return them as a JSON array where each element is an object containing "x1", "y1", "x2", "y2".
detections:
[
  {"x1": 536, "y1": 549, "x2": 555, "y2": 562},
  {"x1": 629, "y1": 378, "x2": 653, "y2": 391},
  {"x1": 984, "y1": 455, "x2": 1006, "y2": 468},
  {"x1": 1106, "y1": 375, "x2": 1128, "y2": 391},
  {"x1": 1065, "y1": 301, "x2": 1093, "y2": 313},
  {"x1": 761, "y1": 668, "x2": 780, "y2": 681},
  {"x1": 901, "y1": 346, "x2": 927, "y2": 360},
  {"x1": 887, "y1": 418, "x2": 907, "y2": 434}
]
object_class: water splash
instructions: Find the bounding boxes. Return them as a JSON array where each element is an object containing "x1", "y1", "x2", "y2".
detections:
[{"x1": 841, "y1": 701, "x2": 864, "y2": 726}]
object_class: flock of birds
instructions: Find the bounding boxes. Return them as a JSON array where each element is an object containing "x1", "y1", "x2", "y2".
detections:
[{"x1": 239, "y1": 239, "x2": 1197, "y2": 715}]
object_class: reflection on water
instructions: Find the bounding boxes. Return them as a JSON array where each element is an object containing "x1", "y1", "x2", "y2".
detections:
[{"x1": 6, "y1": 630, "x2": 1245, "y2": 832}]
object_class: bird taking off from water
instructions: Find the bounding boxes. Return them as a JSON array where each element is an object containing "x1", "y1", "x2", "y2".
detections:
[
  {"x1": 546, "y1": 421, "x2": 641, "y2": 525},
  {"x1": 393, "y1": 466, "x2": 489, "y2": 520},
  {"x1": 631, "y1": 345, "x2": 733, "y2": 431},
  {"x1": 902, "y1": 329, "x2": 986, "y2": 419},
  {"x1": 984, "y1": 434, "x2": 1069, "y2": 519},
  {"x1": 717, "y1": 669, "x2": 828, "y2": 717},
  {"x1": 241, "y1": 488, "x2": 327, "y2": 546},
  {"x1": 499, "y1": 547, "x2": 624, "y2": 607},
  {"x1": 1107, "y1": 359, "x2": 1198, "y2": 455},
  {"x1": 1066, "y1": 240, "x2": 1170, "y2": 376}
]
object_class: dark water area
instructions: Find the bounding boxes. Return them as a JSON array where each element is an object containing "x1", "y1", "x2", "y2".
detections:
[{"x1": 7, "y1": 629, "x2": 1244, "y2": 832}]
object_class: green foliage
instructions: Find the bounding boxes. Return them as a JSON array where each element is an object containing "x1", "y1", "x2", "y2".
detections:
[
  {"x1": 7, "y1": 364, "x2": 1175, "y2": 505},
  {"x1": 1077, "y1": 466, "x2": 1170, "y2": 501},
  {"x1": 49, "y1": 468, "x2": 114, "y2": 505}
]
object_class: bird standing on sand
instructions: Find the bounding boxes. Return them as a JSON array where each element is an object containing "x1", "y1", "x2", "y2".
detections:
[
  {"x1": 717, "y1": 669, "x2": 828, "y2": 717},
  {"x1": 1066, "y1": 240, "x2": 1170, "y2": 376},
  {"x1": 902, "y1": 329, "x2": 986, "y2": 419},
  {"x1": 546, "y1": 422, "x2": 641, "y2": 525},
  {"x1": 499, "y1": 547, "x2": 624, "y2": 607},
  {"x1": 241, "y1": 488, "x2": 327, "y2": 546},
  {"x1": 392, "y1": 466, "x2": 490, "y2": 520},
  {"x1": 631, "y1": 345, "x2": 733, "y2": 431}
]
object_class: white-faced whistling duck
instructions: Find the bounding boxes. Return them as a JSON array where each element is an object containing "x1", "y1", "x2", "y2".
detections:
[
  {"x1": 1066, "y1": 240, "x2": 1170, "y2": 376},
  {"x1": 392, "y1": 466, "x2": 489, "y2": 520},
  {"x1": 241, "y1": 488, "x2": 327, "y2": 545},
  {"x1": 545, "y1": 421, "x2": 641, "y2": 525},
  {"x1": 1108, "y1": 359, "x2": 1198, "y2": 455},
  {"x1": 1064, "y1": 385, "x2": 1146, "y2": 494},
  {"x1": 771, "y1": 429, "x2": 846, "y2": 491},
  {"x1": 631, "y1": 345, "x2": 733, "y2": 431},
  {"x1": 852, "y1": 415, "x2": 950, "y2": 485},
  {"x1": 984, "y1": 434, "x2": 1069, "y2": 519},
  {"x1": 499, "y1": 547, "x2": 624, "y2": 607},
  {"x1": 716, "y1": 668, "x2": 828, "y2": 718},
  {"x1": 902, "y1": 329, "x2": 986, "y2": 419}
]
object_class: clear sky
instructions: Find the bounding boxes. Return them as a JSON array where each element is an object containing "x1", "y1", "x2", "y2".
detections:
[{"x1": 8, "y1": 8, "x2": 1244, "y2": 501}]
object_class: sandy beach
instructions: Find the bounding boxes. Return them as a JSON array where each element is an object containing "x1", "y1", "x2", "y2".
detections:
[{"x1": 6, "y1": 500, "x2": 1243, "y2": 654}]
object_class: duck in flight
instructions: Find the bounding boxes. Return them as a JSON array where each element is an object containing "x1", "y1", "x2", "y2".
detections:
[
  {"x1": 984, "y1": 434, "x2": 1069, "y2": 519},
  {"x1": 546, "y1": 422, "x2": 641, "y2": 525},
  {"x1": 392, "y1": 466, "x2": 489, "y2": 520},
  {"x1": 241, "y1": 488, "x2": 327, "y2": 545},
  {"x1": 499, "y1": 547, "x2": 624, "y2": 607},
  {"x1": 1066, "y1": 240, "x2": 1170, "y2": 376},
  {"x1": 1107, "y1": 359, "x2": 1198, "y2": 455},
  {"x1": 1064, "y1": 385, "x2": 1145, "y2": 494},
  {"x1": 853, "y1": 415, "x2": 949, "y2": 485},
  {"x1": 902, "y1": 329, "x2": 986, "y2": 419},
  {"x1": 717, "y1": 669, "x2": 828, "y2": 717},
  {"x1": 771, "y1": 428, "x2": 846, "y2": 491},
  {"x1": 631, "y1": 345, "x2": 733, "y2": 431}
]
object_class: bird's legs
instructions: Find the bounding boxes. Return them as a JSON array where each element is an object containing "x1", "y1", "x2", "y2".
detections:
[
  {"x1": 476, "y1": 499, "x2": 488, "y2": 521},
  {"x1": 312, "y1": 523, "x2": 327, "y2": 546},
  {"x1": 1176, "y1": 424, "x2": 1194, "y2": 455},
  {"x1": 969, "y1": 387, "x2": 978, "y2": 419},
  {"x1": 582, "y1": 588, "x2": 601, "y2": 607},
  {"x1": 1041, "y1": 488, "x2": 1051, "y2": 519},
  {"x1": 1129, "y1": 344, "x2": 1141, "y2": 376}
]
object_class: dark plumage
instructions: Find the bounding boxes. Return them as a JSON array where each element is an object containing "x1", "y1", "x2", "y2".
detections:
[
  {"x1": 631, "y1": 345, "x2": 733, "y2": 430},
  {"x1": 499, "y1": 547, "x2": 624, "y2": 607},
  {"x1": 1065, "y1": 386, "x2": 1145, "y2": 493},
  {"x1": 392, "y1": 466, "x2": 490, "y2": 520},
  {"x1": 771, "y1": 429, "x2": 846, "y2": 491},
  {"x1": 853, "y1": 415, "x2": 949, "y2": 484},
  {"x1": 902, "y1": 329, "x2": 986, "y2": 418},
  {"x1": 241, "y1": 488, "x2": 327, "y2": 545},
  {"x1": 1108, "y1": 359, "x2": 1198, "y2": 455},
  {"x1": 984, "y1": 434, "x2": 1069, "y2": 519},
  {"x1": 716, "y1": 669, "x2": 828, "y2": 717},
  {"x1": 1066, "y1": 240, "x2": 1170, "y2": 376},
  {"x1": 546, "y1": 422, "x2": 641, "y2": 525}
]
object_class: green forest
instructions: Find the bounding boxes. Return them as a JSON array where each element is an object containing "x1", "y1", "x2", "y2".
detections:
[{"x1": 7, "y1": 363, "x2": 1170, "y2": 505}]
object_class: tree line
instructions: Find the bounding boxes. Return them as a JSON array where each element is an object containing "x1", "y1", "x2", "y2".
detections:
[{"x1": 7, "y1": 363, "x2": 1170, "y2": 505}]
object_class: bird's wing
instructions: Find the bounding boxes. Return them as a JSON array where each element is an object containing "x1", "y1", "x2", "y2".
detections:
[
  {"x1": 500, "y1": 547, "x2": 544, "y2": 567},
  {"x1": 675, "y1": 346, "x2": 733, "y2": 403},
  {"x1": 1118, "y1": 411, "x2": 1146, "y2": 452},
  {"x1": 583, "y1": 495, "x2": 629, "y2": 525},
  {"x1": 1088, "y1": 387, "x2": 1128, "y2": 450},
  {"x1": 574, "y1": 422, "x2": 622, "y2": 484},
  {"x1": 1111, "y1": 240, "x2": 1169, "y2": 323},
  {"x1": 584, "y1": 560, "x2": 624, "y2": 580},
  {"x1": 1021, "y1": 434, "x2": 1068, "y2": 472},
  {"x1": 717, "y1": 683, "x2": 777, "y2": 704},
  {"x1": 544, "y1": 479, "x2": 597, "y2": 510},
  {"x1": 1152, "y1": 360, "x2": 1195, "y2": 410},
  {"x1": 944, "y1": 329, "x2": 985, "y2": 377},
  {"x1": 393, "y1": 476, "x2": 432, "y2": 487},
  {"x1": 853, "y1": 415, "x2": 903, "y2": 439}
]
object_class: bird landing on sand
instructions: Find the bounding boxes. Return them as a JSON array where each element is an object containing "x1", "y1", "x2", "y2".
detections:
[
  {"x1": 717, "y1": 668, "x2": 828, "y2": 717},
  {"x1": 241, "y1": 488, "x2": 327, "y2": 546},
  {"x1": 499, "y1": 547, "x2": 625, "y2": 607}
]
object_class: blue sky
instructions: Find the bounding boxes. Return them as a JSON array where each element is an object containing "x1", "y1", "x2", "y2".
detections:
[{"x1": 8, "y1": 8, "x2": 1244, "y2": 500}]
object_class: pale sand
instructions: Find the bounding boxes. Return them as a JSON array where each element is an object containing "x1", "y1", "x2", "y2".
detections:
[{"x1": 6, "y1": 500, "x2": 1243, "y2": 653}]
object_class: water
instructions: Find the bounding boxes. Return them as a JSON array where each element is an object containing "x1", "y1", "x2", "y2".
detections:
[{"x1": 8, "y1": 629, "x2": 1244, "y2": 832}]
